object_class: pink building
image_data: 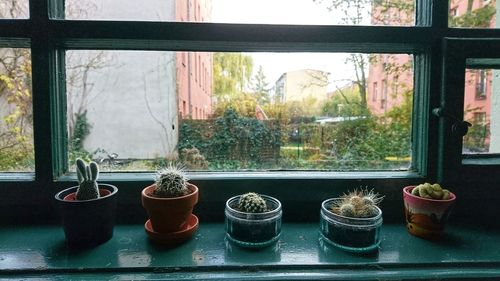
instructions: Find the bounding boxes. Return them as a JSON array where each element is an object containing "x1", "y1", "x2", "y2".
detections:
[
  {"x1": 176, "y1": 0, "x2": 213, "y2": 120},
  {"x1": 368, "y1": 0, "x2": 495, "y2": 133}
]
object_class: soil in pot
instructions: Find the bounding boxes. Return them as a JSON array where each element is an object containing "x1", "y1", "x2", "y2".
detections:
[
  {"x1": 55, "y1": 184, "x2": 118, "y2": 248},
  {"x1": 225, "y1": 195, "x2": 282, "y2": 248}
]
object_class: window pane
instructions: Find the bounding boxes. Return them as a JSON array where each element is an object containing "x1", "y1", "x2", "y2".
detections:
[
  {"x1": 449, "y1": 0, "x2": 497, "y2": 28},
  {"x1": 64, "y1": 0, "x2": 415, "y2": 26},
  {"x1": 0, "y1": 48, "x2": 34, "y2": 172},
  {"x1": 66, "y1": 51, "x2": 413, "y2": 172},
  {"x1": 463, "y1": 68, "x2": 500, "y2": 156},
  {"x1": 0, "y1": 0, "x2": 29, "y2": 19}
]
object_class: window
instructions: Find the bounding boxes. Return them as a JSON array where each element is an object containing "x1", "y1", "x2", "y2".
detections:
[
  {"x1": 0, "y1": 0, "x2": 28, "y2": 19},
  {"x1": 0, "y1": 48, "x2": 33, "y2": 172},
  {"x1": 2, "y1": 0, "x2": 494, "y2": 221},
  {"x1": 475, "y1": 69, "x2": 488, "y2": 99},
  {"x1": 372, "y1": 82, "x2": 378, "y2": 102},
  {"x1": 63, "y1": 0, "x2": 415, "y2": 26},
  {"x1": 449, "y1": 0, "x2": 497, "y2": 28}
]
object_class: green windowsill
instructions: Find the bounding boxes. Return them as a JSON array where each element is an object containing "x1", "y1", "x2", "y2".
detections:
[{"x1": 0, "y1": 223, "x2": 499, "y2": 280}]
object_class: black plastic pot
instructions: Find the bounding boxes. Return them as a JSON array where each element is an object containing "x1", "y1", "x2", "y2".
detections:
[
  {"x1": 55, "y1": 184, "x2": 118, "y2": 248},
  {"x1": 225, "y1": 195, "x2": 282, "y2": 248},
  {"x1": 320, "y1": 198, "x2": 382, "y2": 253}
]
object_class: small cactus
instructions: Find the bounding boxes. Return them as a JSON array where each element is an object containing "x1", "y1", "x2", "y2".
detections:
[
  {"x1": 75, "y1": 158, "x2": 100, "y2": 200},
  {"x1": 331, "y1": 189, "x2": 383, "y2": 218},
  {"x1": 237, "y1": 192, "x2": 268, "y2": 213},
  {"x1": 153, "y1": 164, "x2": 190, "y2": 198},
  {"x1": 411, "y1": 183, "x2": 451, "y2": 200}
]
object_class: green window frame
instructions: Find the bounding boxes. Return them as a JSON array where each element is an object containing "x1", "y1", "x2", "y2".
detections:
[
  {"x1": 0, "y1": 0, "x2": 497, "y2": 223},
  {"x1": 440, "y1": 39, "x2": 500, "y2": 182}
]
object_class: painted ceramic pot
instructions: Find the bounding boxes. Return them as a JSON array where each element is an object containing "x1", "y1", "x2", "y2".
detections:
[{"x1": 403, "y1": 185, "x2": 456, "y2": 239}]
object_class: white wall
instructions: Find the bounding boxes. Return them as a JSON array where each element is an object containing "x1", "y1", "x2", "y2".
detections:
[{"x1": 66, "y1": 1, "x2": 179, "y2": 159}]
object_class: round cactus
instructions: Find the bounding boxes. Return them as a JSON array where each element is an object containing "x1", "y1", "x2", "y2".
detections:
[
  {"x1": 75, "y1": 158, "x2": 100, "y2": 200},
  {"x1": 153, "y1": 164, "x2": 190, "y2": 198},
  {"x1": 237, "y1": 192, "x2": 268, "y2": 213},
  {"x1": 331, "y1": 188, "x2": 383, "y2": 218},
  {"x1": 411, "y1": 183, "x2": 451, "y2": 200}
]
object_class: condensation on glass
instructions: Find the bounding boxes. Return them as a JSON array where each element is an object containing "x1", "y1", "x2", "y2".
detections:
[
  {"x1": 462, "y1": 66, "x2": 499, "y2": 156},
  {"x1": 0, "y1": 48, "x2": 34, "y2": 172},
  {"x1": 65, "y1": 50, "x2": 414, "y2": 172},
  {"x1": 63, "y1": 0, "x2": 415, "y2": 26},
  {"x1": 449, "y1": 0, "x2": 497, "y2": 28},
  {"x1": 0, "y1": 0, "x2": 29, "y2": 19}
]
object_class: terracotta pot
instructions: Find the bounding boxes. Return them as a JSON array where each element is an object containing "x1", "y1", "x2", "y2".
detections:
[
  {"x1": 403, "y1": 185, "x2": 456, "y2": 240},
  {"x1": 55, "y1": 184, "x2": 118, "y2": 248},
  {"x1": 141, "y1": 183, "x2": 199, "y2": 233}
]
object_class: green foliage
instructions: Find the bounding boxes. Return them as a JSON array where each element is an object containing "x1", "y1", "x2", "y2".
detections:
[
  {"x1": 68, "y1": 111, "x2": 93, "y2": 163},
  {"x1": 179, "y1": 108, "x2": 281, "y2": 170},
  {"x1": 449, "y1": 3, "x2": 496, "y2": 28},
  {"x1": 322, "y1": 84, "x2": 367, "y2": 117},
  {"x1": 213, "y1": 53, "x2": 253, "y2": 99},
  {"x1": 250, "y1": 65, "x2": 271, "y2": 105},
  {"x1": 0, "y1": 49, "x2": 34, "y2": 171}
]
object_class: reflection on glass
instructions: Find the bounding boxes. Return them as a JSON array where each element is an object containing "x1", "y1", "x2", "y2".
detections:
[
  {"x1": 64, "y1": 0, "x2": 414, "y2": 26},
  {"x1": 449, "y1": 0, "x2": 497, "y2": 28},
  {"x1": 463, "y1": 68, "x2": 500, "y2": 154},
  {"x1": 0, "y1": 48, "x2": 33, "y2": 172},
  {"x1": 0, "y1": 0, "x2": 28, "y2": 19},
  {"x1": 66, "y1": 50, "x2": 413, "y2": 172}
]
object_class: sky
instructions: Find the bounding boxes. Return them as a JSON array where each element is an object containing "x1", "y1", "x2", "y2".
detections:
[{"x1": 211, "y1": 0, "x2": 357, "y2": 91}]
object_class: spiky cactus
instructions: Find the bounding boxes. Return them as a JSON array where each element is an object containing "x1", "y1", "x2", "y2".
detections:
[
  {"x1": 75, "y1": 158, "x2": 100, "y2": 200},
  {"x1": 411, "y1": 183, "x2": 451, "y2": 200},
  {"x1": 331, "y1": 189, "x2": 383, "y2": 218},
  {"x1": 237, "y1": 192, "x2": 268, "y2": 213},
  {"x1": 153, "y1": 164, "x2": 190, "y2": 198}
]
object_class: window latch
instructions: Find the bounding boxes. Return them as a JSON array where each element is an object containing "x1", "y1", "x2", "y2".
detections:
[{"x1": 432, "y1": 107, "x2": 472, "y2": 137}]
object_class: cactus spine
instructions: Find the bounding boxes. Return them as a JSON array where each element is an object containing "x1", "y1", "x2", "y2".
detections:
[
  {"x1": 331, "y1": 189, "x2": 383, "y2": 218},
  {"x1": 75, "y1": 158, "x2": 100, "y2": 200},
  {"x1": 237, "y1": 192, "x2": 268, "y2": 213},
  {"x1": 411, "y1": 183, "x2": 451, "y2": 200},
  {"x1": 153, "y1": 164, "x2": 190, "y2": 198}
]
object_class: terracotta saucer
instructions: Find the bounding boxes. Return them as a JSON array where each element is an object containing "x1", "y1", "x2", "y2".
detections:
[{"x1": 145, "y1": 214, "x2": 199, "y2": 246}]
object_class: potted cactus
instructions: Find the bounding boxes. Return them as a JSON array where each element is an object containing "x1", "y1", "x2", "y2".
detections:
[
  {"x1": 54, "y1": 158, "x2": 118, "y2": 248},
  {"x1": 225, "y1": 192, "x2": 282, "y2": 248},
  {"x1": 320, "y1": 189, "x2": 383, "y2": 253},
  {"x1": 141, "y1": 164, "x2": 199, "y2": 245},
  {"x1": 403, "y1": 183, "x2": 456, "y2": 239}
]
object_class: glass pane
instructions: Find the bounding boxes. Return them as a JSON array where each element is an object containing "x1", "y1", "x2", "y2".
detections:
[
  {"x1": 0, "y1": 0, "x2": 29, "y2": 19},
  {"x1": 449, "y1": 0, "x2": 497, "y2": 28},
  {"x1": 463, "y1": 68, "x2": 500, "y2": 155},
  {"x1": 64, "y1": 0, "x2": 415, "y2": 26},
  {"x1": 66, "y1": 50, "x2": 413, "y2": 172},
  {"x1": 0, "y1": 48, "x2": 34, "y2": 172}
]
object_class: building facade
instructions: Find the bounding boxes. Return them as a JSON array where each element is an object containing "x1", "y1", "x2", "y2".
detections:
[{"x1": 67, "y1": 0, "x2": 213, "y2": 160}]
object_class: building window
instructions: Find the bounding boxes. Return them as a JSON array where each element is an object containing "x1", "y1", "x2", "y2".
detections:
[
  {"x1": 381, "y1": 79, "x2": 387, "y2": 109},
  {"x1": 476, "y1": 70, "x2": 487, "y2": 100},
  {"x1": 372, "y1": 82, "x2": 378, "y2": 101}
]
